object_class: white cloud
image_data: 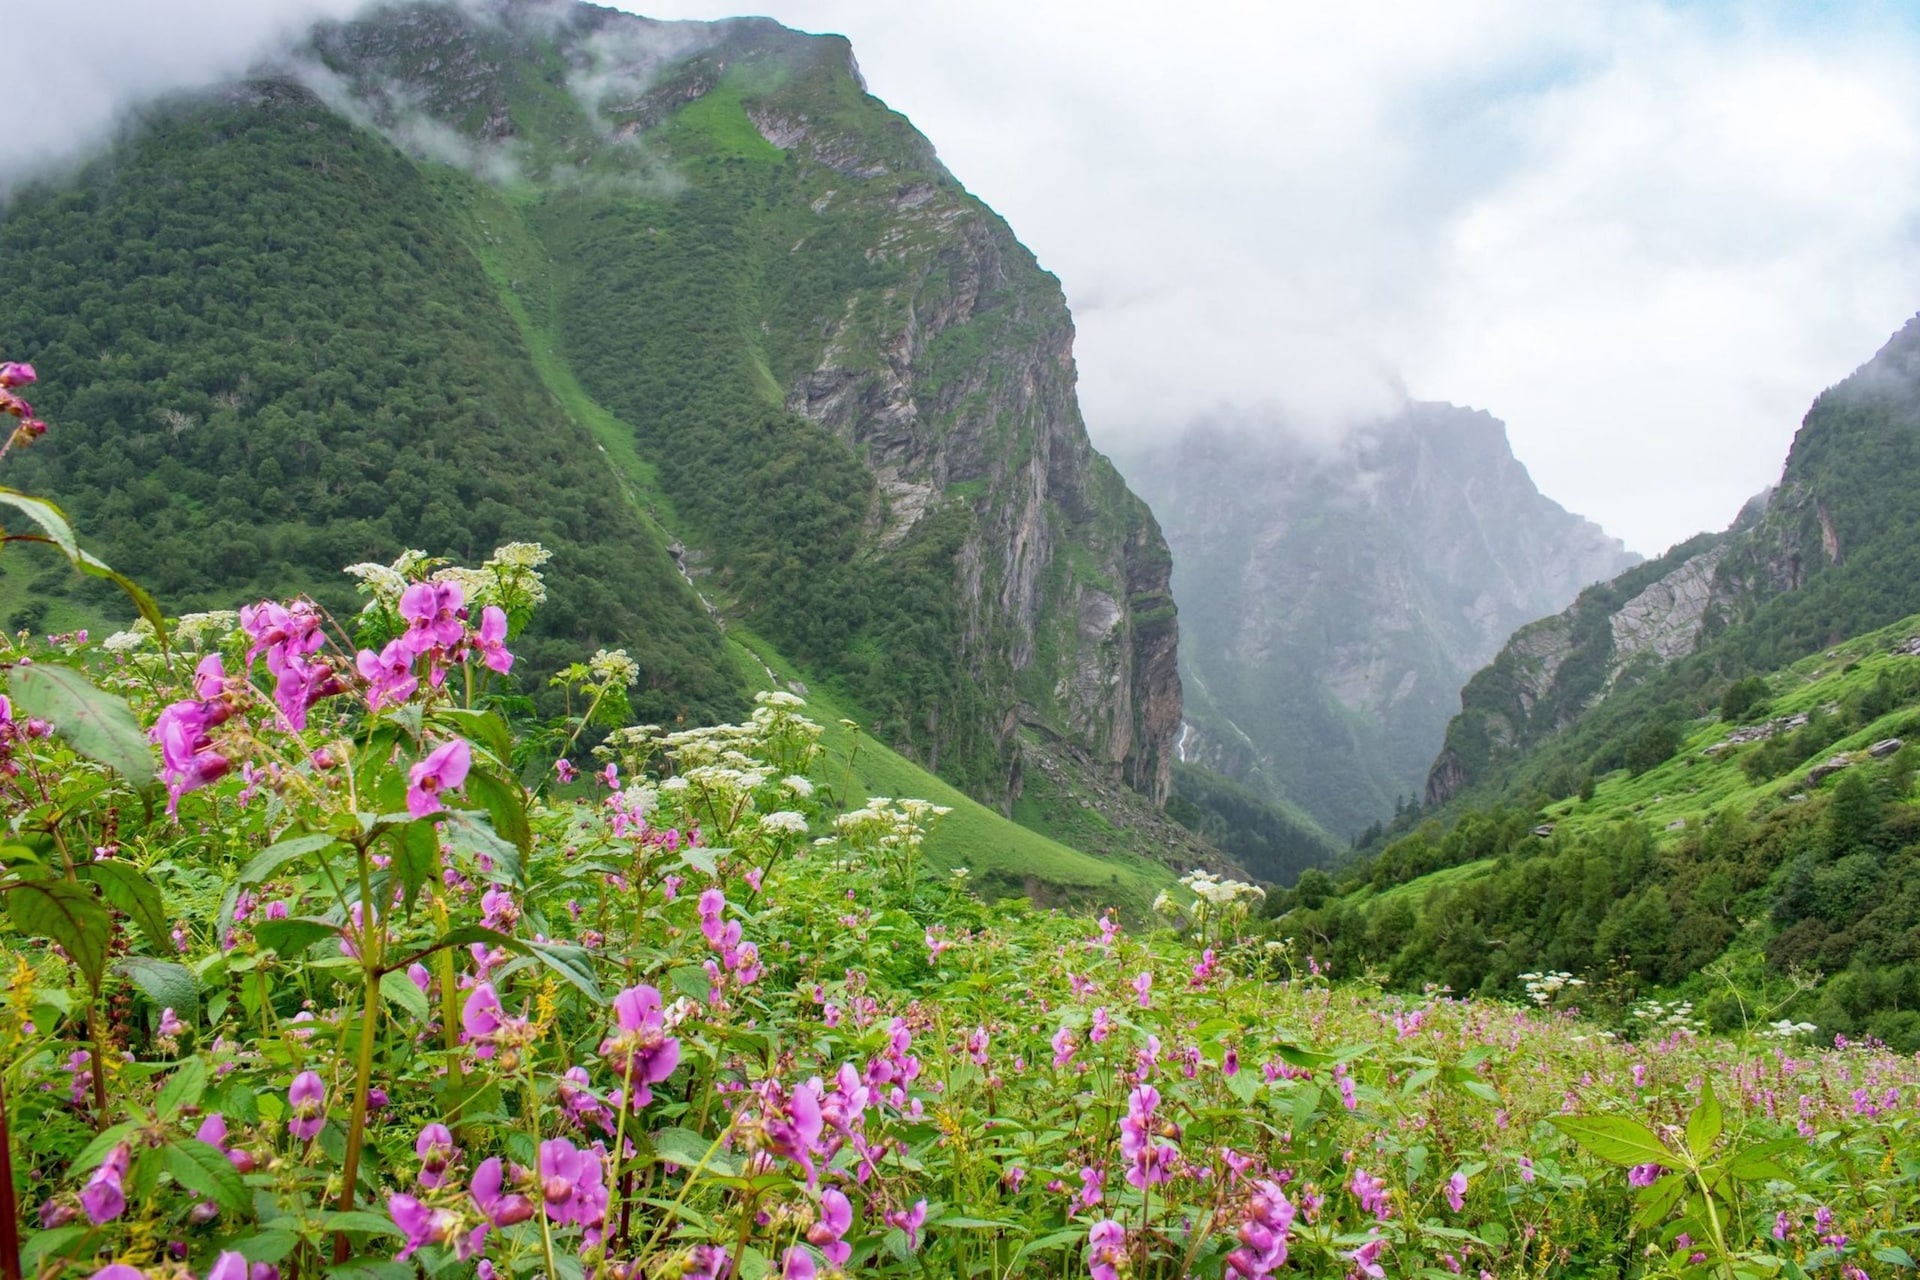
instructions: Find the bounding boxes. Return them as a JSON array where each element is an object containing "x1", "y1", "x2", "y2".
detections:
[
  {"x1": 620, "y1": 0, "x2": 1920, "y2": 554},
  {"x1": 16, "y1": 0, "x2": 1920, "y2": 553}
]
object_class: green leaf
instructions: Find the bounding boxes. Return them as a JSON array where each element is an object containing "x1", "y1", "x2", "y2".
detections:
[
  {"x1": 1402, "y1": 1066, "x2": 1439, "y2": 1095},
  {"x1": 436, "y1": 709, "x2": 513, "y2": 770},
  {"x1": 653, "y1": 1127, "x2": 726, "y2": 1174},
  {"x1": 669, "y1": 965, "x2": 713, "y2": 1004},
  {"x1": 1874, "y1": 1246, "x2": 1917, "y2": 1268},
  {"x1": 118, "y1": 957, "x2": 200, "y2": 1022},
  {"x1": 254, "y1": 917, "x2": 343, "y2": 957},
  {"x1": 325, "y1": 1261, "x2": 413, "y2": 1280},
  {"x1": 1727, "y1": 1138, "x2": 1798, "y2": 1182},
  {"x1": 466, "y1": 769, "x2": 531, "y2": 858},
  {"x1": 1225, "y1": 1067, "x2": 1259, "y2": 1105},
  {"x1": 442, "y1": 809, "x2": 522, "y2": 887},
  {"x1": 238, "y1": 833, "x2": 340, "y2": 886},
  {"x1": 526, "y1": 939, "x2": 602, "y2": 1001},
  {"x1": 22, "y1": 1226, "x2": 88, "y2": 1270},
  {"x1": 10, "y1": 879, "x2": 112, "y2": 991},
  {"x1": 379, "y1": 969, "x2": 430, "y2": 1023},
  {"x1": 1686, "y1": 1079, "x2": 1723, "y2": 1162},
  {"x1": 155, "y1": 1058, "x2": 209, "y2": 1119},
  {"x1": 0, "y1": 488, "x2": 78, "y2": 560},
  {"x1": 318, "y1": 1211, "x2": 407, "y2": 1238},
  {"x1": 163, "y1": 1138, "x2": 251, "y2": 1220},
  {"x1": 1632, "y1": 1171, "x2": 1689, "y2": 1231},
  {"x1": 8, "y1": 664, "x2": 153, "y2": 788},
  {"x1": 79, "y1": 860, "x2": 170, "y2": 953},
  {"x1": 389, "y1": 820, "x2": 439, "y2": 918},
  {"x1": 1549, "y1": 1114, "x2": 1672, "y2": 1168},
  {"x1": 228, "y1": 1231, "x2": 301, "y2": 1264}
]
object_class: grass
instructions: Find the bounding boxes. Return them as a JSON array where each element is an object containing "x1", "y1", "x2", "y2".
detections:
[
  {"x1": 727, "y1": 627, "x2": 1174, "y2": 916},
  {"x1": 1538, "y1": 612, "x2": 1920, "y2": 840}
]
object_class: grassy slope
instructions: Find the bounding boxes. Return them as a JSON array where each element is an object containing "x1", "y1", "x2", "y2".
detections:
[
  {"x1": 1402, "y1": 612, "x2": 1920, "y2": 905},
  {"x1": 429, "y1": 166, "x2": 1170, "y2": 914}
]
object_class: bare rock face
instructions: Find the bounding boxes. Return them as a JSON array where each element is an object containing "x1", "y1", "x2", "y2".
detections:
[
  {"x1": 1125, "y1": 403, "x2": 1637, "y2": 836},
  {"x1": 1608, "y1": 543, "x2": 1729, "y2": 671}
]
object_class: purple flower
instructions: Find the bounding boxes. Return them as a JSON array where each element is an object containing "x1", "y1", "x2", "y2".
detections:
[
  {"x1": 601, "y1": 984, "x2": 681, "y2": 1110},
  {"x1": 1627, "y1": 1162, "x2": 1664, "y2": 1188},
  {"x1": 1348, "y1": 1236, "x2": 1387, "y2": 1279},
  {"x1": 90, "y1": 1268, "x2": 145, "y2": 1280},
  {"x1": 398, "y1": 582, "x2": 466, "y2": 661},
  {"x1": 356, "y1": 640, "x2": 418, "y2": 711},
  {"x1": 1225, "y1": 1180, "x2": 1295, "y2": 1278},
  {"x1": 388, "y1": 1194, "x2": 469, "y2": 1262},
  {"x1": 150, "y1": 699, "x2": 230, "y2": 816},
  {"x1": 537, "y1": 1138, "x2": 608, "y2": 1229},
  {"x1": 287, "y1": 1071, "x2": 327, "y2": 1141},
  {"x1": 781, "y1": 1248, "x2": 816, "y2": 1280},
  {"x1": 0, "y1": 363, "x2": 36, "y2": 389},
  {"x1": 463, "y1": 982, "x2": 504, "y2": 1059},
  {"x1": 1445, "y1": 1170, "x2": 1468, "y2": 1213},
  {"x1": 1350, "y1": 1167, "x2": 1391, "y2": 1220},
  {"x1": 80, "y1": 1142, "x2": 131, "y2": 1224},
  {"x1": 1087, "y1": 1219, "x2": 1126, "y2": 1280},
  {"x1": 473, "y1": 607, "x2": 514, "y2": 674},
  {"x1": 885, "y1": 1198, "x2": 927, "y2": 1252},
  {"x1": 204, "y1": 1252, "x2": 248, "y2": 1280},
  {"x1": 807, "y1": 1188, "x2": 853, "y2": 1266},
  {"x1": 416, "y1": 1123, "x2": 457, "y2": 1188},
  {"x1": 471, "y1": 1156, "x2": 536, "y2": 1227},
  {"x1": 1120, "y1": 1084, "x2": 1176, "y2": 1190},
  {"x1": 407, "y1": 739, "x2": 471, "y2": 818}
]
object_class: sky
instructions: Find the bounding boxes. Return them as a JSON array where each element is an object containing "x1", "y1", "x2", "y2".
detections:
[{"x1": 18, "y1": 1, "x2": 1920, "y2": 554}]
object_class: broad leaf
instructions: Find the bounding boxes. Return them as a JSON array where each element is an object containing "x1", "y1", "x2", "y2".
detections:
[
  {"x1": 238, "y1": 833, "x2": 340, "y2": 886},
  {"x1": 0, "y1": 488, "x2": 78, "y2": 560},
  {"x1": 80, "y1": 860, "x2": 170, "y2": 953},
  {"x1": 435, "y1": 708, "x2": 513, "y2": 768},
  {"x1": 254, "y1": 917, "x2": 343, "y2": 957},
  {"x1": 9, "y1": 664, "x2": 153, "y2": 788},
  {"x1": 525, "y1": 939, "x2": 602, "y2": 1001},
  {"x1": 155, "y1": 1058, "x2": 209, "y2": 1119},
  {"x1": 118, "y1": 957, "x2": 201, "y2": 1022},
  {"x1": 1686, "y1": 1079, "x2": 1722, "y2": 1162},
  {"x1": 379, "y1": 969, "x2": 430, "y2": 1023},
  {"x1": 389, "y1": 819, "x2": 439, "y2": 918},
  {"x1": 163, "y1": 1138, "x2": 251, "y2": 1220},
  {"x1": 75, "y1": 550, "x2": 169, "y2": 645},
  {"x1": 466, "y1": 769, "x2": 531, "y2": 858},
  {"x1": 1550, "y1": 1114, "x2": 1671, "y2": 1168},
  {"x1": 10, "y1": 879, "x2": 112, "y2": 991},
  {"x1": 1727, "y1": 1138, "x2": 1799, "y2": 1183},
  {"x1": 442, "y1": 809, "x2": 522, "y2": 887}
]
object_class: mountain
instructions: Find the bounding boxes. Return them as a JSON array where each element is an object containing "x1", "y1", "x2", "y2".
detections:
[
  {"x1": 1117, "y1": 403, "x2": 1638, "y2": 839},
  {"x1": 0, "y1": 1, "x2": 1181, "y2": 846},
  {"x1": 1428, "y1": 312, "x2": 1920, "y2": 811}
]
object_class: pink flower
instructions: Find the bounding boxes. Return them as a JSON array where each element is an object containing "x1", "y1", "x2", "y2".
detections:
[
  {"x1": 0, "y1": 363, "x2": 35, "y2": 388},
  {"x1": 885, "y1": 1199, "x2": 927, "y2": 1251},
  {"x1": 807, "y1": 1187, "x2": 853, "y2": 1265},
  {"x1": 356, "y1": 640, "x2": 418, "y2": 711},
  {"x1": 287, "y1": 1071, "x2": 327, "y2": 1141},
  {"x1": 1120, "y1": 1084, "x2": 1176, "y2": 1189},
  {"x1": 1225, "y1": 1180, "x2": 1295, "y2": 1278},
  {"x1": 398, "y1": 582, "x2": 466, "y2": 661},
  {"x1": 1349, "y1": 1167, "x2": 1390, "y2": 1220},
  {"x1": 537, "y1": 1137, "x2": 608, "y2": 1229},
  {"x1": 151, "y1": 698, "x2": 230, "y2": 816},
  {"x1": 204, "y1": 1252, "x2": 248, "y2": 1280},
  {"x1": 1133, "y1": 971, "x2": 1153, "y2": 1008},
  {"x1": 1348, "y1": 1236, "x2": 1387, "y2": 1279},
  {"x1": 416, "y1": 1123, "x2": 457, "y2": 1188},
  {"x1": 600, "y1": 985, "x2": 681, "y2": 1110},
  {"x1": 388, "y1": 1193, "x2": 482, "y2": 1261},
  {"x1": 1088, "y1": 1219, "x2": 1126, "y2": 1280},
  {"x1": 781, "y1": 1247, "x2": 816, "y2": 1280},
  {"x1": 1052, "y1": 1025, "x2": 1078, "y2": 1070},
  {"x1": 1627, "y1": 1162, "x2": 1663, "y2": 1188},
  {"x1": 408, "y1": 738, "x2": 471, "y2": 817},
  {"x1": 471, "y1": 1156, "x2": 535, "y2": 1227},
  {"x1": 554, "y1": 758, "x2": 576, "y2": 783},
  {"x1": 1445, "y1": 1170, "x2": 1468, "y2": 1213},
  {"x1": 80, "y1": 1142, "x2": 130, "y2": 1223},
  {"x1": 462, "y1": 982, "x2": 505, "y2": 1059},
  {"x1": 473, "y1": 606, "x2": 514, "y2": 674}
]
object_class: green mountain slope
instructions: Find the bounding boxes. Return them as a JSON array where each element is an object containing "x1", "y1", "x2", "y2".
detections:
[
  {"x1": 1428, "y1": 313, "x2": 1920, "y2": 812},
  {"x1": 1282, "y1": 606, "x2": 1920, "y2": 1048},
  {"x1": 1, "y1": 2, "x2": 1193, "y2": 874}
]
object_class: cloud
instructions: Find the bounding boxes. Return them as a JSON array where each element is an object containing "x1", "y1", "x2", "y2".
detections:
[
  {"x1": 15, "y1": 0, "x2": 1920, "y2": 553},
  {"x1": 618, "y1": 0, "x2": 1920, "y2": 555},
  {"x1": 11, "y1": 0, "x2": 373, "y2": 192}
]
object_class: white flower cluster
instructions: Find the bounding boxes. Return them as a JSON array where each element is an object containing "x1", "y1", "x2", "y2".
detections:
[
  {"x1": 833, "y1": 796, "x2": 953, "y2": 859},
  {"x1": 484, "y1": 541, "x2": 551, "y2": 606},
  {"x1": 1629, "y1": 998, "x2": 1703, "y2": 1032},
  {"x1": 1763, "y1": 1018, "x2": 1819, "y2": 1040},
  {"x1": 101, "y1": 621, "x2": 155, "y2": 653},
  {"x1": 759, "y1": 810, "x2": 809, "y2": 835},
  {"x1": 1520, "y1": 971, "x2": 1587, "y2": 1006},
  {"x1": 175, "y1": 611, "x2": 240, "y2": 648},
  {"x1": 1178, "y1": 869, "x2": 1266, "y2": 908},
  {"x1": 755, "y1": 690, "x2": 806, "y2": 708},
  {"x1": 589, "y1": 648, "x2": 640, "y2": 689},
  {"x1": 343, "y1": 543, "x2": 550, "y2": 613}
]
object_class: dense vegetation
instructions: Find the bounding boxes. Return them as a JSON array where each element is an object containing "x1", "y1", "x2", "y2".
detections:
[
  {"x1": 0, "y1": 91, "x2": 738, "y2": 727},
  {"x1": 1281, "y1": 611, "x2": 1920, "y2": 1048},
  {"x1": 1166, "y1": 763, "x2": 1339, "y2": 888},
  {"x1": 2, "y1": 493, "x2": 1916, "y2": 1277}
]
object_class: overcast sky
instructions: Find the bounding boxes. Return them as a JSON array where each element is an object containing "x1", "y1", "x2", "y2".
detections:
[{"x1": 20, "y1": 1, "x2": 1920, "y2": 554}]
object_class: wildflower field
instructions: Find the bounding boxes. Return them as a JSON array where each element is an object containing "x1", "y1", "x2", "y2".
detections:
[{"x1": 3, "y1": 359, "x2": 1920, "y2": 1280}]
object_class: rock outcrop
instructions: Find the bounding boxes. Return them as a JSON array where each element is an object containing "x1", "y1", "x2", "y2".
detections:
[{"x1": 1122, "y1": 403, "x2": 1637, "y2": 837}]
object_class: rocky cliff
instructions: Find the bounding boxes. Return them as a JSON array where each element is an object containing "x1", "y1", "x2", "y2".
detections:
[
  {"x1": 1427, "y1": 312, "x2": 1920, "y2": 807},
  {"x1": 1120, "y1": 403, "x2": 1638, "y2": 837}
]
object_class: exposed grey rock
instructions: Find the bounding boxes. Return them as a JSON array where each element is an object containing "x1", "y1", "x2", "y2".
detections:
[{"x1": 1870, "y1": 738, "x2": 1904, "y2": 757}]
